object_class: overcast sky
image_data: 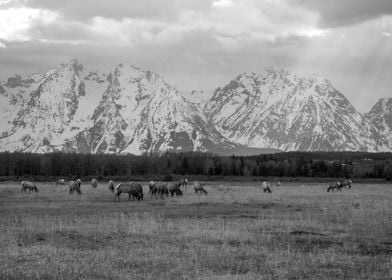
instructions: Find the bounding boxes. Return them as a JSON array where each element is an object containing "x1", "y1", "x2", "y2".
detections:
[{"x1": 0, "y1": 0, "x2": 391, "y2": 112}]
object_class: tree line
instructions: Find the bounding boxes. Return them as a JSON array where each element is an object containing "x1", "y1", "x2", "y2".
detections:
[{"x1": 0, "y1": 151, "x2": 391, "y2": 181}]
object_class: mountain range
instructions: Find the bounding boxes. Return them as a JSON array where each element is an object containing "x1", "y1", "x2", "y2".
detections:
[{"x1": 0, "y1": 59, "x2": 390, "y2": 155}]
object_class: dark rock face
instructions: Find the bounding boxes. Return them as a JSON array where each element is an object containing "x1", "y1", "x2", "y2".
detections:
[{"x1": 5, "y1": 75, "x2": 23, "y2": 88}]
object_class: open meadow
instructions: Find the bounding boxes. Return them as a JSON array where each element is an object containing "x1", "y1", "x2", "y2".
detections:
[{"x1": 1, "y1": 180, "x2": 392, "y2": 279}]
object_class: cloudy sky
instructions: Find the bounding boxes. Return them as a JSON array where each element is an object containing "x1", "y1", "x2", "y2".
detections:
[{"x1": 0, "y1": 0, "x2": 391, "y2": 112}]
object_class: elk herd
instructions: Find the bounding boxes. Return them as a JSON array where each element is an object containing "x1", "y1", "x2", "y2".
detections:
[
  {"x1": 19, "y1": 177, "x2": 353, "y2": 199},
  {"x1": 19, "y1": 177, "x2": 209, "y2": 202}
]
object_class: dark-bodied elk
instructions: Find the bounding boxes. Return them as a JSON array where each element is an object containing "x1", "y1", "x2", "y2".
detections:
[
  {"x1": 194, "y1": 182, "x2": 208, "y2": 195},
  {"x1": 69, "y1": 179, "x2": 82, "y2": 195},
  {"x1": 21, "y1": 181, "x2": 38, "y2": 193},
  {"x1": 110, "y1": 182, "x2": 144, "y2": 202}
]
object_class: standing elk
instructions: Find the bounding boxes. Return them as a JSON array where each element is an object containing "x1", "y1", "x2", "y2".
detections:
[
  {"x1": 91, "y1": 178, "x2": 98, "y2": 189},
  {"x1": 112, "y1": 182, "x2": 144, "y2": 202},
  {"x1": 153, "y1": 182, "x2": 169, "y2": 199},
  {"x1": 179, "y1": 178, "x2": 188, "y2": 189},
  {"x1": 69, "y1": 180, "x2": 81, "y2": 195},
  {"x1": 21, "y1": 181, "x2": 38, "y2": 193},
  {"x1": 262, "y1": 181, "x2": 272, "y2": 193},
  {"x1": 108, "y1": 180, "x2": 115, "y2": 192},
  {"x1": 149, "y1": 181, "x2": 156, "y2": 197},
  {"x1": 166, "y1": 182, "x2": 182, "y2": 196},
  {"x1": 194, "y1": 182, "x2": 208, "y2": 195}
]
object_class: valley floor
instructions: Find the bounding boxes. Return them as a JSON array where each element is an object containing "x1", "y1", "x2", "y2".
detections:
[{"x1": 0, "y1": 181, "x2": 391, "y2": 279}]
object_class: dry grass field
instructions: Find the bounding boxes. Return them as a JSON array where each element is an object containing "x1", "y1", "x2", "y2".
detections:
[{"x1": 1, "y1": 180, "x2": 392, "y2": 279}]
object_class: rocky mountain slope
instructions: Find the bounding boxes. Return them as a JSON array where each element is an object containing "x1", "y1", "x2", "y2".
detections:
[
  {"x1": 204, "y1": 68, "x2": 389, "y2": 152},
  {"x1": 67, "y1": 63, "x2": 236, "y2": 154},
  {"x1": 0, "y1": 60, "x2": 108, "y2": 153},
  {"x1": 0, "y1": 61, "x2": 390, "y2": 154},
  {"x1": 366, "y1": 98, "x2": 392, "y2": 148},
  {"x1": 0, "y1": 60, "x2": 236, "y2": 154}
]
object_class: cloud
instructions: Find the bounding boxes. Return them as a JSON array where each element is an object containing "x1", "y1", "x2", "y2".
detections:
[
  {"x1": 28, "y1": 16, "x2": 163, "y2": 46},
  {"x1": 13, "y1": 0, "x2": 213, "y2": 21},
  {"x1": 0, "y1": 0, "x2": 391, "y2": 113},
  {"x1": 0, "y1": 7, "x2": 57, "y2": 42},
  {"x1": 293, "y1": 0, "x2": 392, "y2": 27},
  {"x1": 211, "y1": 0, "x2": 234, "y2": 8},
  {"x1": 0, "y1": 0, "x2": 327, "y2": 53},
  {"x1": 0, "y1": 0, "x2": 13, "y2": 5}
]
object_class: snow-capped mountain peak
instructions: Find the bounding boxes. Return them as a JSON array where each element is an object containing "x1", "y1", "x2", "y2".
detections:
[
  {"x1": 0, "y1": 61, "x2": 390, "y2": 154},
  {"x1": 205, "y1": 69, "x2": 389, "y2": 152},
  {"x1": 0, "y1": 59, "x2": 108, "y2": 153},
  {"x1": 63, "y1": 62, "x2": 235, "y2": 154}
]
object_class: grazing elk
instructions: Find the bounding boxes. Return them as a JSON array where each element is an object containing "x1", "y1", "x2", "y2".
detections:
[
  {"x1": 112, "y1": 182, "x2": 144, "y2": 202},
  {"x1": 69, "y1": 180, "x2": 82, "y2": 195},
  {"x1": 166, "y1": 182, "x2": 182, "y2": 197},
  {"x1": 154, "y1": 182, "x2": 169, "y2": 199},
  {"x1": 56, "y1": 179, "x2": 65, "y2": 185},
  {"x1": 21, "y1": 181, "x2": 38, "y2": 193},
  {"x1": 262, "y1": 181, "x2": 272, "y2": 193},
  {"x1": 194, "y1": 182, "x2": 208, "y2": 195},
  {"x1": 339, "y1": 178, "x2": 352, "y2": 189},
  {"x1": 327, "y1": 182, "x2": 342, "y2": 192},
  {"x1": 91, "y1": 178, "x2": 98, "y2": 189},
  {"x1": 127, "y1": 183, "x2": 143, "y2": 201}
]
